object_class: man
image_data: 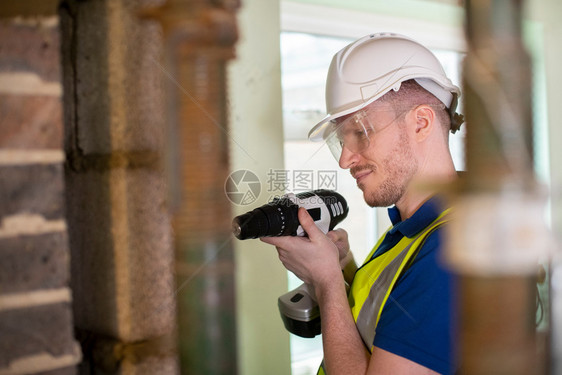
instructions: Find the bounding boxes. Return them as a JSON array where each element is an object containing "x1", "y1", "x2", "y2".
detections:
[{"x1": 262, "y1": 33, "x2": 464, "y2": 374}]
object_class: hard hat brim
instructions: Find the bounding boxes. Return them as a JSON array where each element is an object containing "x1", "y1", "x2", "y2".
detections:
[{"x1": 308, "y1": 77, "x2": 460, "y2": 142}]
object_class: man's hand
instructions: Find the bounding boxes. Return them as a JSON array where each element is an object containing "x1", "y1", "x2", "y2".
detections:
[
  {"x1": 260, "y1": 207, "x2": 342, "y2": 288},
  {"x1": 327, "y1": 228, "x2": 354, "y2": 265},
  {"x1": 325, "y1": 228, "x2": 357, "y2": 284},
  {"x1": 327, "y1": 228, "x2": 349, "y2": 260}
]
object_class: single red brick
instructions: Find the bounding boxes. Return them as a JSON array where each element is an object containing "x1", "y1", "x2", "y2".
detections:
[
  {"x1": 0, "y1": 302, "x2": 77, "y2": 367},
  {"x1": 0, "y1": 20, "x2": 61, "y2": 82},
  {"x1": 0, "y1": 163, "x2": 64, "y2": 220},
  {"x1": 0, "y1": 94, "x2": 63, "y2": 149},
  {"x1": 0, "y1": 232, "x2": 70, "y2": 294},
  {"x1": 35, "y1": 366, "x2": 77, "y2": 375}
]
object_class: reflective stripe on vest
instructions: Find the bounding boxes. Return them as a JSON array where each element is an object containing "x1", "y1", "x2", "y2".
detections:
[
  {"x1": 317, "y1": 209, "x2": 450, "y2": 375},
  {"x1": 353, "y1": 208, "x2": 450, "y2": 350}
]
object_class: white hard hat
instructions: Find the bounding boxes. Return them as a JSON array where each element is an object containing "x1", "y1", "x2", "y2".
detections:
[{"x1": 308, "y1": 33, "x2": 463, "y2": 141}]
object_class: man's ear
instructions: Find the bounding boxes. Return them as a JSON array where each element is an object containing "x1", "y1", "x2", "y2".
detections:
[{"x1": 413, "y1": 105, "x2": 435, "y2": 141}]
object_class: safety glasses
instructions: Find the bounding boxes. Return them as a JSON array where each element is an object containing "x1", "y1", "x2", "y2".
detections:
[{"x1": 324, "y1": 106, "x2": 403, "y2": 161}]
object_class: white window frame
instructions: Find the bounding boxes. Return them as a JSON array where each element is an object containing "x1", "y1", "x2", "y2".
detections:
[{"x1": 281, "y1": 1, "x2": 466, "y2": 53}]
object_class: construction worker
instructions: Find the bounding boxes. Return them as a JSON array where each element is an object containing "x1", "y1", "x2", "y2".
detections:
[{"x1": 262, "y1": 33, "x2": 464, "y2": 374}]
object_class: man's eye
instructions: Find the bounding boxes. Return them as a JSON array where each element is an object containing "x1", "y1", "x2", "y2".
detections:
[{"x1": 354, "y1": 131, "x2": 367, "y2": 139}]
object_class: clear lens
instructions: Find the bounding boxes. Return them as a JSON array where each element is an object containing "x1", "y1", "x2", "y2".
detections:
[
  {"x1": 323, "y1": 105, "x2": 418, "y2": 162},
  {"x1": 324, "y1": 109, "x2": 375, "y2": 161},
  {"x1": 325, "y1": 131, "x2": 344, "y2": 161}
]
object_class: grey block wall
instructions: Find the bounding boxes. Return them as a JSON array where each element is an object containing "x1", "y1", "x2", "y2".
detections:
[{"x1": 60, "y1": 0, "x2": 179, "y2": 373}]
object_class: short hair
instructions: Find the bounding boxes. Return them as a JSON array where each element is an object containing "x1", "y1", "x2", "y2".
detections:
[{"x1": 377, "y1": 79, "x2": 452, "y2": 135}]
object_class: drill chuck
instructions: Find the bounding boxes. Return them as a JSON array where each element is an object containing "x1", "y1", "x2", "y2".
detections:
[{"x1": 232, "y1": 189, "x2": 348, "y2": 240}]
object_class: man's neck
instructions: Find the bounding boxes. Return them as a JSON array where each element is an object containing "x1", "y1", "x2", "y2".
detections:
[
  {"x1": 396, "y1": 172, "x2": 457, "y2": 220},
  {"x1": 395, "y1": 191, "x2": 433, "y2": 221}
]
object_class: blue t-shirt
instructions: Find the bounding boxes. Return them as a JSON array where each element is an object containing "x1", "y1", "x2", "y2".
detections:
[{"x1": 368, "y1": 197, "x2": 457, "y2": 374}]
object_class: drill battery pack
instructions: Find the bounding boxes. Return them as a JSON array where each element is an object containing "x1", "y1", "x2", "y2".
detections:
[{"x1": 278, "y1": 283, "x2": 321, "y2": 338}]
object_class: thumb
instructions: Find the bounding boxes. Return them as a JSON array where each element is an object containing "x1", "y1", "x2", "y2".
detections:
[
  {"x1": 327, "y1": 228, "x2": 346, "y2": 242},
  {"x1": 298, "y1": 207, "x2": 324, "y2": 239},
  {"x1": 326, "y1": 230, "x2": 339, "y2": 243}
]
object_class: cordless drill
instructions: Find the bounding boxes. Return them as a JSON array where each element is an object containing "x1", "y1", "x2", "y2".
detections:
[{"x1": 232, "y1": 189, "x2": 349, "y2": 337}]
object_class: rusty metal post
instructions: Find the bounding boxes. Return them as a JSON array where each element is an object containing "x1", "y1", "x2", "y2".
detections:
[
  {"x1": 444, "y1": 0, "x2": 551, "y2": 374},
  {"x1": 140, "y1": 1, "x2": 240, "y2": 374}
]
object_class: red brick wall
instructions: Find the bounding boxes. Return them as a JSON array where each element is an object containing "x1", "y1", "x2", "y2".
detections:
[{"x1": 0, "y1": 15, "x2": 80, "y2": 375}]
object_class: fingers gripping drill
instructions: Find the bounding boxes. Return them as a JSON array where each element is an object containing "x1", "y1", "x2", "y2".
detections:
[{"x1": 232, "y1": 189, "x2": 349, "y2": 337}]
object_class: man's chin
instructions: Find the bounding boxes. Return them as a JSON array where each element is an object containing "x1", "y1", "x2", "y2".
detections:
[
  {"x1": 361, "y1": 185, "x2": 399, "y2": 208},
  {"x1": 359, "y1": 186, "x2": 376, "y2": 208}
]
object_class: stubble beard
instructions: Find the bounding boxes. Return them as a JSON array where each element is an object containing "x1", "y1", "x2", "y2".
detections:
[{"x1": 359, "y1": 132, "x2": 418, "y2": 208}]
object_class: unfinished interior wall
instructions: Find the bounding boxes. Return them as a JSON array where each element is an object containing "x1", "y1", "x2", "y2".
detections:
[
  {"x1": 2, "y1": 0, "x2": 240, "y2": 373},
  {"x1": 0, "y1": 6, "x2": 81, "y2": 375},
  {"x1": 60, "y1": 0, "x2": 178, "y2": 373}
]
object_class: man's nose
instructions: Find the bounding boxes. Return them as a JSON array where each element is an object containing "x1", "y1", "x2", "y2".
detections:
[{"x1": 338, "y1": 146, "x2": 359, "y2": 169}]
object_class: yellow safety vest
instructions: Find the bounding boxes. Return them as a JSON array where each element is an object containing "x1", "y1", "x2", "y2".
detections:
[{"x1": 317, "y1": 209, "x2": 450, "y2": 375}]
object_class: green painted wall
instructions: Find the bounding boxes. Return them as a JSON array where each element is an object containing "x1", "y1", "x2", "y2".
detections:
[{"x1": 228, "y1": 1, "x2": 291, "y2": 374}]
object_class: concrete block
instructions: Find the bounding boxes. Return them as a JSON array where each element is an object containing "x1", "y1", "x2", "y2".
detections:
[
  {"x1": 0, "y1": 231, "x2": 69, "y2": 294},
  {"x1": 0, "y1": 94, "x2": 63, "y2": 149},
  {"x1": 61, "y1": 0, "x2": 165, "y2": 155},
  {"x1": 123, "y1": 168, "x2": 176, "y2": 341},
  {"x1": 66, "y1": 167, "x2": 175, "y2": 342},
  {"x1": 68, "y1": 0, "x2": 111, "y2": 155},
  {"x1": 119, "y1": 354, "x2": 179, "y2": 375},
  {"x1": 107, "y1": 0, "x2": 165, "y2": 154},
  {"x1": 65, "y1": 169, "x2": 118, "y2": 337}
]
